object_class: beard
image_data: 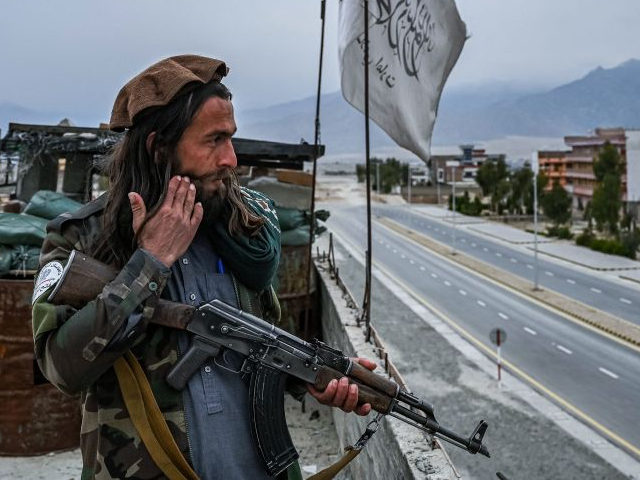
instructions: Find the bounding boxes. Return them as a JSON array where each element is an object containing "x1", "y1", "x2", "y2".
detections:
[{"x1": 192, "y1": 170, "x2": 234, "y2": 228}]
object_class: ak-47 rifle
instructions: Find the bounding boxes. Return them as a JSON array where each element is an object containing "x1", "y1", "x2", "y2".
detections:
[{"x1": 48, "y1": 250, "x2": 490, "y2": 476}]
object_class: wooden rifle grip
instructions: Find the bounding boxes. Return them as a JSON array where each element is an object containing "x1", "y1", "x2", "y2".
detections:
[
  {"x1": 314, "y1": 366, "x2": 393, "y2": 414},
  {"x1": 349, "y1": 361, "x2": 399, "y2": 398}
]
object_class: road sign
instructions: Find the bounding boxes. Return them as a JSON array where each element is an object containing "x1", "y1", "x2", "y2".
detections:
[{"x1": 490, "y1": 328, "x2": 507, "y2": 346}]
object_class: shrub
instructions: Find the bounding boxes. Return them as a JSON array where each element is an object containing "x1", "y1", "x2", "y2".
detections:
[{"x1": 546, "y1": 226, "x2": 573, "y2": 239}]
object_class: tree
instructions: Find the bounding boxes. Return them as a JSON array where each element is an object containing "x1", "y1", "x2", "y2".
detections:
[
  {"x1": 540, "y1": 181, "x2": 572, "y2": 226},
  {"x1": 508, "y1": 166, "x2": 534, "y2": 214},
  {"x1": 475, "y1": 158, "x2": 509, "y2": 212},
  {"x1": 590, "y1": 143, "x2": 622, "y2": 234}
]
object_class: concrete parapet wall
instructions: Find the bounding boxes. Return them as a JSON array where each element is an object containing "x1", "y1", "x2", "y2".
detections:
[{"x1": 317, "y1": 263, "x2": 458, "y2": 479}]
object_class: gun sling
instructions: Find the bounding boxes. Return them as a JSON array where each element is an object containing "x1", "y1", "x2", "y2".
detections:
[{"x1": 114, "y1": 347, "x2": 371, "y2": 480}]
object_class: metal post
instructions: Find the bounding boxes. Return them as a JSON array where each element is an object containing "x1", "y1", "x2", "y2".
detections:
[
  {"x1": 436, "y1": 168, "x2": 441, "y2": 205},
  {"x1": 407, "y1": 164, "x2": 411, "y2": 204},
  {"x1": 451, "y1": 165, "x2": 456, "y2": 255},
  {"x1": 362, "y1": 0, "x2": 373, "y2": 330},
  {"x1": 376, "y1": 161, "x2": 380, "y2": 195},
  {"x1": 533, "y1": 171, "x2": 540, "y2": 290},
  {"x1": 497, "y1": 330, "x2": 502, "y2": 389},
  {"x1": 303, "y1": 0, "x2": 327, "y2": 339}
]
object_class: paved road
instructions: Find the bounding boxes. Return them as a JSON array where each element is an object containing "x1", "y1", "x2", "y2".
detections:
[
  {"x1": 375, "y1": 205, "x2": 640, "y2": 326},
  {"x1": 327, "y1": 207, "x2": 640, "y2": 458}
]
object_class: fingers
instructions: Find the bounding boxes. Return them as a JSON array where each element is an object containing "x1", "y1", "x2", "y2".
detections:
[
  {"x1": 183, "y1": 182, "x2": 196, "y2": 215},
  {"x1": 172, "y1": 176, "x2": 191, "y2": 210},
  {"x1": 355, "y1": 403, "x2": 372, "y2": 416},
  {"x1": 164, "y1": 175, "x2": 181, "y2": 206},
  {"x1": 191, "y1": 201, "x2": 204, "y2": 227},
  {"x1": 128, "y1": 192, "x2": 147, "y2": 234},
  {"x1": 355, "y1": 357, "x2": 377, "y2": 372},
  {"x1": 307, "y1": 378, "x2": 367, "y2": 415}
]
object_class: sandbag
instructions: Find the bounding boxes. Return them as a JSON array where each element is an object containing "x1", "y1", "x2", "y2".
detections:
[
  {"x1": 281, "y1": 225, "x2": 311, "y2": 246},
  {"x1": 23, "y1": 190, "x2": 82, "y2": 220},
  {"x1": 0, "y1": 213, "x2": 48, "y2": 246},
  {"x1": 0, "y1": 245, "x2": 41, "y2": 275},
  {"x1": 276, "y1": 207, "x2": 306, "y2": 231}
]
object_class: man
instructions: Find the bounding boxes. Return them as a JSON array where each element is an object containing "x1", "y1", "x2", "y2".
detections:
[{"x1": 31, "y1": 55, "x2": 375, "y2": 479}]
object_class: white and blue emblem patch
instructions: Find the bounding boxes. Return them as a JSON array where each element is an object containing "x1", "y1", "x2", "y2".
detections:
[{"x1": 32, "y1": 261, "x2": 64, "y2": 304}]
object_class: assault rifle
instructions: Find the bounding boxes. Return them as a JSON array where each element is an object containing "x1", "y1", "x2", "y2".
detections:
[{"x1": 48, "y1": 251, "x2": 490, "y2": 476}]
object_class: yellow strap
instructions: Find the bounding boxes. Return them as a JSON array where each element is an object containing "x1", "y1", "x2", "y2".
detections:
[
  {"x1": 115, "y1": 351, "x2": 362, "y2": 480},
  {"x1": 114, "y1": 353, "x2": 199, "y2": 480},
  {"x1": 307, "y1": 447, "x2": 362, "y2": 480}
]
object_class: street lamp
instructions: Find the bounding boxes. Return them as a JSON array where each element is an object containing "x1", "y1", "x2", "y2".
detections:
[
  {"x1": 531, "y1": 152, "x2": 540, "y2": 291},
  {"x1": 446, "y1": 160, "x2": 460, "y2": 255}
]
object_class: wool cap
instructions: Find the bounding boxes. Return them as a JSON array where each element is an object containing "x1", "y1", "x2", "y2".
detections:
[{"x1": 109, "y1": 54, "x2": 228, "y2": 131}]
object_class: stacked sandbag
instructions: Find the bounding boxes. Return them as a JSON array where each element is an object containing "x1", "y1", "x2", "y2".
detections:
[
  {"x1": 277, "y1": 207, "x2": 329, "y2": 246},
  {"x1": 0, "y1": 191, "x2": 82, "y2": 276}
]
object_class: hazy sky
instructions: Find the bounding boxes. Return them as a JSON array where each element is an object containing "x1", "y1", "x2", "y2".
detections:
[{"x1": 1, "y1": 0, "x2": 639, "y2": 126}]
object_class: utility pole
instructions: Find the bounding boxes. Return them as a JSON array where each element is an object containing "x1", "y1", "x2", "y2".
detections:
[
  {"x1": 407, "y1": 164, "x2": 412, "y2": 204},
  {"x1": 532, "y1": 152, "x2": 540, "y2": 291},
  {"x1": 446, "y1": 160, "x2": 460, "y2": 255}
]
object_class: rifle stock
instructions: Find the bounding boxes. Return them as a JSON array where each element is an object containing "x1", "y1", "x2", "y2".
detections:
[{"x1": 48, "y1": 250, "x2": 193, "y2": 330}]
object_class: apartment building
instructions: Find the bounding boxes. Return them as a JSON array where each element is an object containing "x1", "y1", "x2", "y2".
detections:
[{"x1": 538, "y1": 128, "x2": 640, "y2": 215}]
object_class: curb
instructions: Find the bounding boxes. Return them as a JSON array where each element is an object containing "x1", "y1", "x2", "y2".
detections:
[{"x1": 378, "y1": 216, "x2": 640, "y2": 348}]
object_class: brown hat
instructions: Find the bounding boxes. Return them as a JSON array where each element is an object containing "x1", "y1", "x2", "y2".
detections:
[{"x1": 109, "y1": 54, "x2": 228, "y2": 131}]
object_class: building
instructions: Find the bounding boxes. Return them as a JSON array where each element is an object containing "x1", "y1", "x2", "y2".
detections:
[
  {"x1": 431, "y1": 145, "x2": 505, "y2": 185},
  {"x1": 537, "y1": 150, "x2": 570, "y2": 192},
  {"x1": 537, "y1": 127, "x2": 640, "y2": 216}
]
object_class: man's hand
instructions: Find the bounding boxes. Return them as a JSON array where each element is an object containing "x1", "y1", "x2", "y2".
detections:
[
  {"x1": 129, "y1": 175, "x2": 204, "y2": 267},
  {"x1": 307, "y1": 357, "x2": 378, "y2": 416}
]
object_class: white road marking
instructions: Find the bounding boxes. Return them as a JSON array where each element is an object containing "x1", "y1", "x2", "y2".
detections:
[
  {"x1": 409, "y1": 259, "x2": 415, "y2": 264},
  {"x1": 498, "y1": 312, "x2": 509, "y2": 320},
  {"x1": 524, "y1": 327, "x2": 537, "y2": 336},
  {"x1": 620, "y1": 298, "x2": 632, "y2": 305},
  {"x1": 526, "y1": 264, "x2": 534, "y2": 269},
  {"x1": 444, "y1": 280, "x2": 452, "y2": 286},
  {"x1": 590, "y1": 288, "x2": 602, "y2": 294},
  {"x1": 566, "y1": 279, "x2": 576, "y2": 284},
  {"x1": 460, "y1": 238, "x2": 466, "y2": 243},
  {"x1": 459, "y1": 289, "x2": 467, "y2": 296},
  {"x1": 598, "y1": 367, "x2": 619, "y2": 379},
  {"x1": 477, "y1": 300, "x2": 486, "y2": 307},
  {"x1": 510, "y1": 258, "x2": 518, "y2": 263},
  {"x1": 386, "y1": 244, "x2": 390, "y2": 248},
  {"x1": 545, "y1": 271, "x2": 554, "y2": 276},
  {"x1": 431, "y1": 273, "x2": 438, "y2": 279},
  {"x1": 401, "y1": 254, "x2": 406, "y2": 259},
  {"x1": 496, "y1": 252, "x2": 503, "y2": 257},
  {"x1": 419, "y1": 266, "x2": 426, "y2": 271},
  {"x1": 393, "y1": 249, "x2": 398, "y2": 253},
  {"x1": 556, "y1": 345, "x2": 573, "y2": 355},
  {"x1": 483, "y1": 247, "x2": 489, "y2": 252},
  {"x1": 471, "y1": 243, "x2": 477, "y2": 247}
]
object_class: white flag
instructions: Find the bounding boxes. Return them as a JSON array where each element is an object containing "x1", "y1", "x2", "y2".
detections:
[{"x1": 339, "y1": 0, "x2": 466, "y2": 161}]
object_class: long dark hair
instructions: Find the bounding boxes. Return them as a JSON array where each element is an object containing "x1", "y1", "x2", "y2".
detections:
[{"x1": 92, "y1": 81, "x2": 264, "y2": 267}]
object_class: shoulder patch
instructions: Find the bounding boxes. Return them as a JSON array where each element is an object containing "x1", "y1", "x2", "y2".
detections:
[{"x1": 32, "y1": 261, "x2": 64, "y2": 304}]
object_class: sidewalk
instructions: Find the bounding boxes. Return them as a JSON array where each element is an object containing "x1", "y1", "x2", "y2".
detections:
[{"x1": 413, "y1": 205, "x2": 640, "y2": 274}]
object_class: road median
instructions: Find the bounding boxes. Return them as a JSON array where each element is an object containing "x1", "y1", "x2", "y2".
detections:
[{"x1": 378, "y1": 216, "x2": 640, "y2": 347}]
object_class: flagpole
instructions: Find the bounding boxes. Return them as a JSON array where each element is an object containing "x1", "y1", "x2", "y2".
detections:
[
  {"x1": 362, "y1": 0, "x2": 373, "y2": 334},
  {"x1": 303, "y1": 0, "x2": 326, "y2": 339}
]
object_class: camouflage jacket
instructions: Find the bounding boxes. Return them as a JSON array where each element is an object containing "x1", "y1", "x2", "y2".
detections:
[{"x1": 31, "y1": 191, "x2": 288, "y2": 480}]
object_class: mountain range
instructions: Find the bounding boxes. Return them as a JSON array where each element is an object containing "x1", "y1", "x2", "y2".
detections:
[
  {"x1": 235, "y1": 59, "x2": 640, "y2": 155},
  {"x1": 3, "y1": 59, "x2": 640, "y2": 157}
]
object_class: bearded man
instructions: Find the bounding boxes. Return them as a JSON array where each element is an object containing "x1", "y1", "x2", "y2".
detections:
[{"x1": 31, "y1": 55, "x2": 375, "y2": 480}]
